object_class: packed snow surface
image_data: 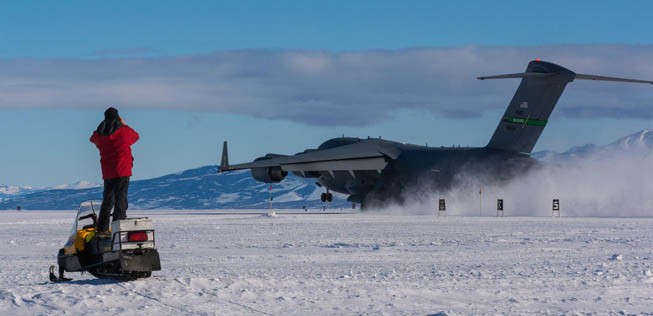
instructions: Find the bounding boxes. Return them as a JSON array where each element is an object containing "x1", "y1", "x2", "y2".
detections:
[{"x1": 1, "y1": 210, "x2": 652, "y2": 315}]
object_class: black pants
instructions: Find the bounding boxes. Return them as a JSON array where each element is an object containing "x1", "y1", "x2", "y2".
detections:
[{"x1": 97, "y1": 177, "x2": 130, "y2": 232}]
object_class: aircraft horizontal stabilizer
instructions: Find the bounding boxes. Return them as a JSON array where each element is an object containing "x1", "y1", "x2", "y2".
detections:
[
  {"x1": 479, "y1": 71, "x2": 653, "y2": 85},
  {"x1": 477, "y1": 72, "x2": 554, "y2": 80},
  {"x1": 574, "y1": 74, "x2": 653, "y2": 85}
]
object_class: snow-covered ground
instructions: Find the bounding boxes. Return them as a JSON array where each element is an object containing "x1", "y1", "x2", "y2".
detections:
[{"x1": 1, "y1": 210, "x2": 652, "y2": 315}]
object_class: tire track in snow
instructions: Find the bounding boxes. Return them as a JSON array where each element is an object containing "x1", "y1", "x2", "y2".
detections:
[
  {"x1": 173, "y1": 278, "x2": 276, "y2": 316},
  {"x1": 116, "y1": 283, "x2": 211, "y2": 316},
  {"x1": 207, "y1": 294, "x2": 276, "y2": 316}
]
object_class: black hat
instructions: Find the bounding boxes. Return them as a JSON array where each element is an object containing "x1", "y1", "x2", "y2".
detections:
[{"x1": 104, "y1": 107, "x2": 119, "y2": 121}]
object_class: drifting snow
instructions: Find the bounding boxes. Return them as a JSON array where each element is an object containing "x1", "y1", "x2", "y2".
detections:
[{"x1": 1, "y1": 210, "x2": 652, "y2": 315}]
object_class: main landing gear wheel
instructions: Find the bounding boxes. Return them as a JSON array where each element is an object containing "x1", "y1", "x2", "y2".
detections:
[{"x1": 320, "y1": 192, "x2": 333, "y2": 202}]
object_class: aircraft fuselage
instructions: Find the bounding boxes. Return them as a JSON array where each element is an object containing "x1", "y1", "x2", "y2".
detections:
[{"x1": 299, "y1": 137, "x2": 534, "y2": 206}]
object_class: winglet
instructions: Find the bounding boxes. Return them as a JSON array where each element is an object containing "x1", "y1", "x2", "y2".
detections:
[{"x1": 219, "y1": 141, "x2": 229, "y2": 172}]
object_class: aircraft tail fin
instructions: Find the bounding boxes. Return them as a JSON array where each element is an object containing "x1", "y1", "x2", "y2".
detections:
[{"x1": 480, "y1": 60, "x2": 652, "y2": 154}]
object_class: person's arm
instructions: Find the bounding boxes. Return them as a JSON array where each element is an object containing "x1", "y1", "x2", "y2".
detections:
[
  {"x1": 90, "y1": 131, "x2": 99, "y2": 145},
  {"x1": 124, "y1": 126, "x2": 140, "y2": 145},
  {"x1": 118, "y1": 117, "x2": 139, "y2": 145}
]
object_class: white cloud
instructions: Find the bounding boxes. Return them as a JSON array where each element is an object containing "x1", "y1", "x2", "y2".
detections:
[{"x1": 1, "y1": 45, "x2": 652, "y2": 126}]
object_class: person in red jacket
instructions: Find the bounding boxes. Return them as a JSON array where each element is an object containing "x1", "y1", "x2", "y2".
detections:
[{"x1": 90, "y1": 107, "x2": 139, "y2": 234}]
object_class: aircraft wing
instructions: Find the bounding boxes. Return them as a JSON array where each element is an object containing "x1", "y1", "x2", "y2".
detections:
[{"x1": 220, "y1": 140, "x2": 400, "y2": 174}]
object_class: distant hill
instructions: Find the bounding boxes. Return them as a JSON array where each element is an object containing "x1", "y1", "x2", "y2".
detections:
[
  {"x1": 2, "y1": 129, "x2": 651, "y2": 210},
  {"x1": 0, "y1": 168, "x2": 348, "y2": 210},
  {"x1": 531, "y1": 129, "x2": 653, "y2": 161},
  {"x1": 0, "y1": 185, "x2": 37, "y2": 205}
]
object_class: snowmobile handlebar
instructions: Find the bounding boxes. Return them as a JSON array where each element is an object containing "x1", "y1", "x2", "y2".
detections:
[{"x1": 78, "y1": 213, "x2": 97, "y2": 227}]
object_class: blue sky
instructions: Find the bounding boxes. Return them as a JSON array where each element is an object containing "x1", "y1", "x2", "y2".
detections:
[
  {"x1": 2, "y1": 1, "x2": 652, "y2": 57},
  {"x1": 1, "y1": 1, "x2": 653, "y2": 186}
]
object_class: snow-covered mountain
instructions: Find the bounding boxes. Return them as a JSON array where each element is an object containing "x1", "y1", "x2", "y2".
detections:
[
  {"x1": 2, "y1": 129, "x2": 651, "y2": 210},
  {"x1": 609, "y1": 129, "x2": 653, "y2": 151},
  {"x1": 1, "y1": 187, "x2": 28, "y2": 206},
  {"x1": 0, "y1": 185, "x2": 38, "y2": 204},
  {"x1": 531, "y1": 129, "x2": 653, "y2": 161},
  {"x1": 0, "y1": 186, "x2": 24, "y2": 196},
  {"x1": 0, "y1": 168, "x2": 348, "y2": 210},
  {"x1": 50, "y1": 181, "x2": 101, "y2": 190},
  {"x1": 0, "y1": 185, "x2": 35, "y2": 195}
]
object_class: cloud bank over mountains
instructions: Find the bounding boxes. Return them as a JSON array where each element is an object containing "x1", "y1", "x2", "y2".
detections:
[{"x1": 1, "y1": 45, "x2": 652, "y2": 125}]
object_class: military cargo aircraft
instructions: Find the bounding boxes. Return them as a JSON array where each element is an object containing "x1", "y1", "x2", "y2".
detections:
[{"x1": 219, "y1": 60, "x2": 652, "y2": 208}]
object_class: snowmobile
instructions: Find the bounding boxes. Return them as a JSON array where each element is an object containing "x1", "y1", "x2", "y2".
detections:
[{"x1": 49, "y1": 200, "x2": 161, "y2": 282}]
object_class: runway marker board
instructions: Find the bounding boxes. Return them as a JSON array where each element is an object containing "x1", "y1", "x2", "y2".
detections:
[
  {"x1": 552, "y1": 199, "x2": 560, "y2": 217},
  {"x1": 497, "y1": 199, "x2": 504, "y2": 217}
]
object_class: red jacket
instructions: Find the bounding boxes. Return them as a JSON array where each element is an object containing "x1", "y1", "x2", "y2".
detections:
[{"x1": 90, "y1": 126, "x2": 139, "y2": 180}]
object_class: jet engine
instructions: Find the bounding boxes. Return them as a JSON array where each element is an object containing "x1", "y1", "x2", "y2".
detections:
[{"x1": 251, "y1": 166, "x2": 287, "y2": 183}]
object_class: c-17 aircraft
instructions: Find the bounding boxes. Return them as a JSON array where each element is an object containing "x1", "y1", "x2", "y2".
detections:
[{"x1": 219, "y1": 60, "x2": 652, "y2": 209}]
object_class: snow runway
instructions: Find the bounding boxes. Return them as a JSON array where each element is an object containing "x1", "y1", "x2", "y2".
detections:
[{"x1": 1, "y1": 210, "x2": 652, "y2": 315}]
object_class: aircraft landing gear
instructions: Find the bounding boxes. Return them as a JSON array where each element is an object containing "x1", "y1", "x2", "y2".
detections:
[{"x1": 320, "y1": 190, "x2": 333, "y2": 202}]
